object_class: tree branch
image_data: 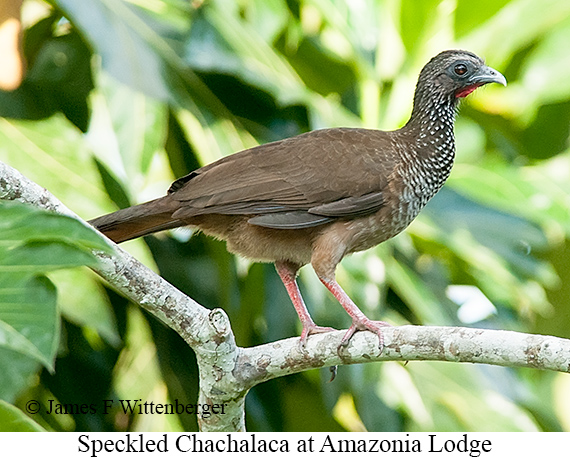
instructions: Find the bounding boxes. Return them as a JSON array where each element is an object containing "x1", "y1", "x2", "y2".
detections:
[
  {"x1": 0, "y1": 161, "x2": 242, "y2": 431},
  {"x1": 2, "y1": 161, "x2": 570, "y2": 433},
  {"x1": 237, "y1": 326, "x2": 570, "y2": 390}
]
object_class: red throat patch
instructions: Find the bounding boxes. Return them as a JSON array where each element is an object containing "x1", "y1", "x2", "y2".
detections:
[{"x1": 455, "y1": 83, "x2": 482, "y2": 98}]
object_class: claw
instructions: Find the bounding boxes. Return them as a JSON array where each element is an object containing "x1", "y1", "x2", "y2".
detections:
[
  {"x1": 299, "y1": 323, "x2": 337, "y2": 349},
  {"x1": 338, "y1": 318, "x2": 391, "y2": 354},
  {"x1": 328, "y1": 365, "x2": 338, "y2": 382}
]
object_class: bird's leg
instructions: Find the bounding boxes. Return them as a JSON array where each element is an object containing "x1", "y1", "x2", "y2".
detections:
[
  {"x1": 318, "y1": 275, "x2": 390, "y2": 352},
  {"x1": 275, "y1": 261, "x2": 336, "y2": 348}
]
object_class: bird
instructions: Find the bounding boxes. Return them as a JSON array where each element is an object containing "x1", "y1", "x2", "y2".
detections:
[{"x1": 90, "y1": 50, "x2": 506, "y2": 352}]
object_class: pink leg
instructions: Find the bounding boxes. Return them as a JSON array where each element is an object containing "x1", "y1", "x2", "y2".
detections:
[
  {"x1": 275, "y1": 261, "x2": 336, "y2": 347},
  {"x1": 319, "y1": 276, "x2": 390, "y2": 351}
]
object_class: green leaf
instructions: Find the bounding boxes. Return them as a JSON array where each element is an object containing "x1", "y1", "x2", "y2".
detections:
[
  {"x1": 0, "y1": 115, "x2": 117, "y2": 219},
  {"x1": 0, "y1": 275, "x2": 58, "y2": 370},
  {"x1": 56, "y1": 0, "x2": 186, "y2": 103},
  {"x1": 0, "y1": 202, "x2": 111, "y2": 253},
  {"x1": 424, "y1": 189, "x2": 550, "y2": 279},
  {"x1": 399, "y1": 0, "x2": 442, "y2": 54},
  {"x1": 50, "y1": 269, "x2": 120, "y2": 347},
  {"x1": 0, "y1": 244, "x2": 98, "y2": 274},
  {"x1": 203, "y1": 4, "x2": 308, "y2": 105},
  {"x1": 56, "y1": 0, "x2": 231, "y2": 119},
  {"x1": 92, "y1": 72, "x2": 168, "y2": 178},
  {"x1": 0, "y1": 348, "x2": 42, "y2": 403},
  {"x1": 454, "y1": 0, "x2": 512, "y2": 38},
  {"x1": 461, "y1": 0, "x2": 570, "y2": 66},
  {"x1": 275, "y1": 35, "x2": 356, "y2": 96},
  {"x1": 0, "y1": 201, "x2": 112, "y2": 371},
  {"x1": 518, "y1": 21, "x2": 570, "y2": 106},
  {"x1": 522, "y1": 101, "x2": 570, "y2": 160},
  {"x1": 385, "y1": 254, "x2": 451, "y2": 325},
  {"x1": 402, "y1": 362, "x2": 540, "y2": 431},
  {"x1": 0, "y1": 399, "x2": 46, "y2": 432}
]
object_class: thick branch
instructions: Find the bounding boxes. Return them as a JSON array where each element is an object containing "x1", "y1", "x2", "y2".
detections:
[{"x1": 236, "y1": 326, "x2": 570, "y2": 389}]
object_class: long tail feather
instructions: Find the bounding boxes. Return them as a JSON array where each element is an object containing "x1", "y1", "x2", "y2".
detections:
[{"x1": 89, "y1": 198, "x2": 182, "y2": 243}]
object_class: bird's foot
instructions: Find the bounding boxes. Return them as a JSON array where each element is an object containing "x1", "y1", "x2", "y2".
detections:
[
  {"x1": 299, "y1": 324, "x2": 337, "y2": 349},
  {"x1": 339, "y1": 317, "x2": 391, "y2": 354}
]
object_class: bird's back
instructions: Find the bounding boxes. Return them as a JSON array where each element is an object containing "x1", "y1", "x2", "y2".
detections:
[{"x1": 169, "y1": 128, "x2": 400, "y2": 221}]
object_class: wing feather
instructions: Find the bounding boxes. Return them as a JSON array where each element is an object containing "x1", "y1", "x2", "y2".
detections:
[{"x1": 170, "y1": 128, "x2": 398, "y2": 226}]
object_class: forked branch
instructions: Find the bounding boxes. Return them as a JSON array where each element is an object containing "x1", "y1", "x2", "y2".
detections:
[{"x1": 2, "y1": 161, "x2": 569, "y2": 432}]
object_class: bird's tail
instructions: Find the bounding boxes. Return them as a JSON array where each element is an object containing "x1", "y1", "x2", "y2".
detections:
[{"x1": 89, "y1": 198, "x2": 183, "y2": 244}]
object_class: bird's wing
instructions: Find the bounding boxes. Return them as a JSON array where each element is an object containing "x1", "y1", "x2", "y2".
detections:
[
  {"x1": 170, "y1": 128, "x2": 398, "y2": 227},
  {"x1": 309, "y1": 191, "x2": 385, "y2": 217},
  {"x1": 247, "y1": 211, "x2": 332, "y2": 229},
  {"x1": 247, "y1": 191, "x2": 385, "y2": 229}
]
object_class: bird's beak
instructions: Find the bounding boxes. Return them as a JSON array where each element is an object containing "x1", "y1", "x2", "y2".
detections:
[{"x1": 469, "y1": 65, "x2": 507, "y2": 87}]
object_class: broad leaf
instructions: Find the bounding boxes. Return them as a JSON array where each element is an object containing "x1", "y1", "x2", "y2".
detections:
[
  {"x1": 0, "y1": 201, "x2": 111, "y2": 371},
  {"x1": 0, "y1": 399, "x2": 45, "y2": 432}
]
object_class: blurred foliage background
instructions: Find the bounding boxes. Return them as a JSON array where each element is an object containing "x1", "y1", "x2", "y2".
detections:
[{"x1": 0, "y1": 0, "x2": 570, "y2": 432}]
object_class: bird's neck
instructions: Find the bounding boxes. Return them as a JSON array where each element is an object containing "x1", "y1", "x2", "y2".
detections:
[
  {"x1": 392, "y1": 90, "x2": 459, "y2": 200},
  {"x1": 406, "y1": 88, "x2": 458, "y2": 130},
  {"x1": 402, "y1": 90, "x2": 458, "y2": 162}
]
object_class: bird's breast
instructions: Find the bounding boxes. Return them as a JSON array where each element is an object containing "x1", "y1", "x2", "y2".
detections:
[
  {"x1": 343, "y1": 161, "x2": 451, "y2": 255},
  {"x1": 342, "y1": 201, "x2": 419, "y2": 255}
]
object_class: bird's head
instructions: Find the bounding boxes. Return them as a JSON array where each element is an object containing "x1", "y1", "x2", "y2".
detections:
[{"x1": 417, "y1": 50, "x2": 507, "y2": 102}]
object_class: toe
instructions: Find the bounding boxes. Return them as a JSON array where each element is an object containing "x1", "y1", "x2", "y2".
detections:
[
  {"x1": 299, "y1": 324, "x2": 337, "y2": 349},
  {"x1": 339, "y1": 318, "x2": 390, "y2": 352}
]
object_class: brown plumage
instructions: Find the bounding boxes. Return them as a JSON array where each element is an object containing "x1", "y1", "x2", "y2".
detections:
[{"x1": 90, "y1": 50, "x2": 506, "y2": 350}]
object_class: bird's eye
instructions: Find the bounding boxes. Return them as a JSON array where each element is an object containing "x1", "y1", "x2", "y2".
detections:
[{"x1": 454, "y1": 64, "x2": 468, "y2": 75}]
